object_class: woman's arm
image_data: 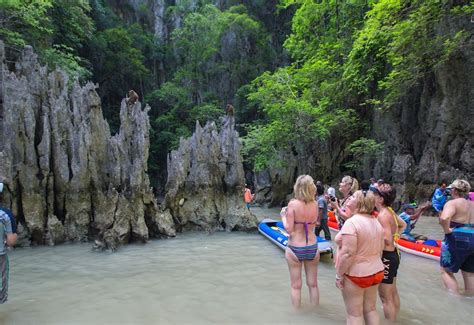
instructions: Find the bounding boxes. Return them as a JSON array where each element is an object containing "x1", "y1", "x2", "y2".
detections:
[
  {"x1": 335, "y1": 233, "x2": 357, "y2": 277},
  {"x1": 283, "y1": 202, "x2": 295, "y2": 233},
  {"x1": 439, "y1": 201, "x2": 455, "y2": 234},
  {"x1": 333, "y1": 199, "x2": 351, "y2": 220},
  {"x1": 6, "y1": 233, "x2": 17, "y2": 247},
  {"x1": 411, "y1": 202, "x2": 430, "y2": 222},
  {"x1": 396, "y1": 213, "x2": 406, "y2": 233},
  {"x1": 377, "y1": 211, "x2": 393, "y2": 247}
]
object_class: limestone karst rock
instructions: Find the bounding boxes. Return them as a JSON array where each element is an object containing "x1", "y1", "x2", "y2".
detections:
[
  {"x1": 164, "y1": 116, "x2": 258, "y2": 232},
  {"x1": 0, "y1": 42, "x2": 175, "y2": 248}
]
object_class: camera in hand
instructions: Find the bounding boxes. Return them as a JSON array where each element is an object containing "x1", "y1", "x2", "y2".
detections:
[{"x1": 330, "y1": 195, "x2": 336, "y2": 202}]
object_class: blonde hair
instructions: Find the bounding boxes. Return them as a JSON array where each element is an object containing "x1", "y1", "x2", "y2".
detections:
[
  {"x1": 352, "y1": 190, "x2": 375, "y2": 214},
  {"x1": 294, "y1": 175, "x2": 316, "y2": 203},
  {"x1": 450, "y1": 179, "x2": 471, "y2": 196},
  {"x1": 342, "y1": 175, "x2": 359, "y2": 194}
]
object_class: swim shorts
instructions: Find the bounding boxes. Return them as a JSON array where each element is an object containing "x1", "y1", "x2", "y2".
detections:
[
  {"x1": 381, "y1": 250, "x2": 400, "y2": 284},
  {"x1": 346, "y1": 271, "x2": 384, "y2": 288},
  {"x1": 440, "y1": 228, "x2": 474, "y2": 273}
]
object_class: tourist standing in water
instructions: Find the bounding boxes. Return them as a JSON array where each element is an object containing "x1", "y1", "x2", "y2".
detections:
[
  {"x1": 331, "y1": 176, "x2": 359, "y2": 229},
  {"x1": 244, "y1": 184, "x2": 254, "y2": 210},
  {"x1": 372, "y1": 183, "x2": 406, "y2": 321},
  {"x1": 0, "y1": 182, "x2": 18, "y2": 304},
  {"x1": 281, "y1": 175, "x2": 320, "y2": 308},
  {"x1": 439, "y1": 179, "x2": 474, "y2": 295},
  {"x1": 335, "y1": 190, "x2": 384, "y2": 325},
  {"x1": 315, "y1": 184, "x2": 331, "y2": 240},
  {"x1": 431, "y1": 180, "x2": 449, "y2": 216}
]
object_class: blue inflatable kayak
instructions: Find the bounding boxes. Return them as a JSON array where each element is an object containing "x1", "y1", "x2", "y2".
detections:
[{"x1": 258, "y1": 218, "x2": 333, "y2": 256}]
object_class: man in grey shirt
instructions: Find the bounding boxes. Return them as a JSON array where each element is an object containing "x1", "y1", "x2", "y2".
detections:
[
  {"x1": 315, "y1": 184, "x2": 331, "y2": 240},
  {"x1": 0, "y1": 182, "x2": 17, "y2": 304}
]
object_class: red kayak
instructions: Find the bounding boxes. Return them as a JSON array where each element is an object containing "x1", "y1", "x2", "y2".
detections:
[
  {"x1": 395, "y1": 238, "x2": 441, "y2": 261},
  {"x1": 328, "y1": 210, "x2": 440, "y2": 260}
]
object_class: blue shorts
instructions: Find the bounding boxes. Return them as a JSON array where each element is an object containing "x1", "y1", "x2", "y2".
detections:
[
  {"x1": 246, "y1": 203, "x2": 250, "y2": 209},
  {"x1": 440, "y1": 228, "x2": 474, "y2": 273}
]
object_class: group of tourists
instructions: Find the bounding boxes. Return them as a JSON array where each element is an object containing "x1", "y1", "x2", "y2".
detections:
[{"x1": 281, "y1": 175, "x2": 474, "y2": 324}]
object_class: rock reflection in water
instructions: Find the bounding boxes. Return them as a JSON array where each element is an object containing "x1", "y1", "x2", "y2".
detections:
[{"x1": 2, "y1": 209, "x2": 472, "y2": 324}]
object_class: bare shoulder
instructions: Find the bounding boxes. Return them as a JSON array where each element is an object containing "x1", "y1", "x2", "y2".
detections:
[
  {"x1": 444, "y1": 200, "x2": 455, "y2": 207},
  {"x1": 377, "y1": 209, "x2": 391, "y2": 223},
  {"x1": 288, "y1": 199, "x2": 298, "y2": 208}
]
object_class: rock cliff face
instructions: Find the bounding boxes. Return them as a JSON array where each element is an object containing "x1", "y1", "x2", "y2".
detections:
[
  {"x1": 255, "y1": 15, "x2": 474, "y2": 206},
  {"x1": 0, "y1": 42, "x2": 175, "y2": 248},
  {"x1": 164, "y1": 116, "x2": 257, "y2": 231},
  {"x1": 370, "y1": 15, "x2": 474, "y2": 202},
  {"x1": 253, "y1": 144, "x2": 329, "y2": 207}
]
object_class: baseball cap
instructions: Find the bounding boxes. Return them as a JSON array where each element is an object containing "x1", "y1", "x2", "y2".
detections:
[
  {"x1": 327, "y1": 187, "x2": 336, "y2": 197},
  {"x1": 447, "y1": 179, "x2": 471, "y2": 192}
]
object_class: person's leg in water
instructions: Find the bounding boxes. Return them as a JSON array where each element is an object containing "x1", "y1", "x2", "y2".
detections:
[
  {"x1": 379, "y1": 282, "x2": 398, "y2": 321},
  {"x1": 461, "y1": 270, "x2": 474, "y2": 295},
  {"x1": 392, "y1": 277, "x2": 400, "y2": 316},
  {"x1": 304, "y1": 251, "x2": 320, "y2": 306},
  {"x1": 459, "y1": 241, "x2": 474, "y2": 295},
  {"x1": 440, "y1": 267, "x2": 460, "y2": 295},
  {"x1": 342, "y1": 277, "x2": 365, "y2": 325},
  {"x1": 379, "y1": 249, "x2": 400, "y2": 321},
  {"x1": 285, "y1": 248, "x2": 303, "y2": 309},
  {"x1": 363, "y1": 284, "x2": 380, "y2": 325}
]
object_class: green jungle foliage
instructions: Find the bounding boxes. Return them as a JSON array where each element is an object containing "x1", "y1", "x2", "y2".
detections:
[
  {"x1": 1, "y1": 0, "x2": 471, "y2": 187},
  {"x1": 242, "y1": 0, "x2": 472, "y2": 173}
]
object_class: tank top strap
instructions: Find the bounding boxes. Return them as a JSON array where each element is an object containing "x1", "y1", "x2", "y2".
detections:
[{"x1": 387, "y1": 207, "x2": 401, "y2": 258}]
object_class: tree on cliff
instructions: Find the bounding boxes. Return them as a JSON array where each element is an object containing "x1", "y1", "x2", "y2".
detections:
[{"x1": 240, "y1": 0, "x2": 472, "y2": 177}]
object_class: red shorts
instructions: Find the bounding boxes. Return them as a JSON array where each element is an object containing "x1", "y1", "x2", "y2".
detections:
[{"x1": 345, "y1": 271, "x2": 384, "y2": 288}]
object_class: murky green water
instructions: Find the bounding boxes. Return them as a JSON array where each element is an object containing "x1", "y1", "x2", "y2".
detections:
[{"x1": 1, "y1": 208, "x2": 472, "y2": 324}]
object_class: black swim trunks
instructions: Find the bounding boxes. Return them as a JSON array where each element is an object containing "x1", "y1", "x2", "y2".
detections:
[{"x1": 381, "y1": 249, "x2": 400, "y2": 284}]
